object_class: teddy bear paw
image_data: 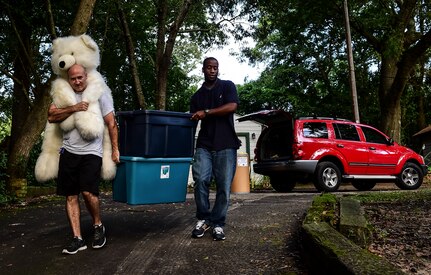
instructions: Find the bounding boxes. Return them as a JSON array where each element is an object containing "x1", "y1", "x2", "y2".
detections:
[{"x1": 75, "y1": 113, "x2": 105, "y2": 140}]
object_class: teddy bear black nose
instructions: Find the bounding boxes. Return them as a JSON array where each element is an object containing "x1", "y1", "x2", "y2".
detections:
[{"x1": 59, "y1": 61, "x2": 65, "y2": 68}]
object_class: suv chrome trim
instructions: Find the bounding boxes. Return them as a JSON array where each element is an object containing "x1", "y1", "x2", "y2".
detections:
[{"x1": 342, "y1": 175, "x2": 397, "y2": 180}]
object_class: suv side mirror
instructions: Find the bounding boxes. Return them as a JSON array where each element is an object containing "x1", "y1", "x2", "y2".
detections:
[{"x1": 387, "y1": 138, "x2": 394, "y2": 145}]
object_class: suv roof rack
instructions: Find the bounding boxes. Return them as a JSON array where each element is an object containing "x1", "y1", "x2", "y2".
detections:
[{"x1": 298, "y1": 116, "x2": 352, "y2": 122}]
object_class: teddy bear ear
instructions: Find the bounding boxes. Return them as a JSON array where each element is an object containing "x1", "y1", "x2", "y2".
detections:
[
  {"x1": 80, "y1": 34, "x2": 99, "y2": 52},
  {"x1": 51, "y1": 38, "x2": 59, "y2": 51}
]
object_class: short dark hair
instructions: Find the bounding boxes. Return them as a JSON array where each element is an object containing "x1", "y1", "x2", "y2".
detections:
[{"x1": 203, "y1": 57, "x2": 218, "y2": 67}]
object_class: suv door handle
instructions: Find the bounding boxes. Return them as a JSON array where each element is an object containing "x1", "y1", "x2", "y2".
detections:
[
  {"x1": 337, "y1": 144, "x2": 344, "y2": 148},
  {"x1": 369, "y1": 147, "x2": 376, "y2": 150}
]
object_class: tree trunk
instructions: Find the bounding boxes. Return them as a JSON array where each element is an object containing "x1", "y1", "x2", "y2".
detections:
[
  {"x1": 378, "y1": 28, "x2": 431, "y2": 143},
  {"x1": 6, "y1": 0, "x2": 97, "y2": 198},
  {"x1": 6, "y1": 16, "x2": 34, "y2": 197},
  {"x1": 155, "y1": 0, "x2": 193, "y2": 110},
  {"x1": 378, "y1": 58, "x2": 401, "y2": 141},
  {"x1": 70, "y1": 0, "x2": 97, "y2": 35},
  {"x1": 155, "y1": 0, "x2": 168, "y2": 110},
  {"x1": 7, "y1": 85, "x2": 52, "y2": 197},
  {"x1": 116, "y1": 0, "x2": 146, "y2": 109},
  {"x1": 156, "y1": 55, "x2": 170, "y2": 110}
]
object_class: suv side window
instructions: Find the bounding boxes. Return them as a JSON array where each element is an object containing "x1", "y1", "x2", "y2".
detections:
[
  {"x1": 333, "y1": 123, "x2": 360, "y2": 141},
  {"x1": 361, "y1": 126, "x2": 388, "y2": 144},
  {"x1": 303, "y1": 122, "x2": 328, "y2": 138}
]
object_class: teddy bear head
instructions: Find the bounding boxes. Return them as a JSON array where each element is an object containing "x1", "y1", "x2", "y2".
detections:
[{"x1": 51, "y1": 34, "x2": 100, "y2": 77}]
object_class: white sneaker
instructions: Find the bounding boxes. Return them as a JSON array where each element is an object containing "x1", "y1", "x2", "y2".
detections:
[
  {"x1": 192, "y1": 220, "x2": 210, "y2": 238},
  {"x1": 212, "y1": 226, "x2": 225, "y2": 241}
]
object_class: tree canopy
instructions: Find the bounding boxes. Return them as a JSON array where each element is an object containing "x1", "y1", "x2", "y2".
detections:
[
  {"x1": 0, "y1": 0, "x2": 249, "y2": 198},
  {"x1": 239, "y1": 0, "x2": 431, "y2": 144}
]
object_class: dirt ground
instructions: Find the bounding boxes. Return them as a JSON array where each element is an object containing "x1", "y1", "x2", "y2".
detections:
[{"x1": 363, "y1": 197, "x2": 431, "y2": 274}]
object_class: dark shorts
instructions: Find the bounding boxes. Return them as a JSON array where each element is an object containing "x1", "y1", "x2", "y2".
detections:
[{"x1": 57, "y1": 149, "x2": 102, "y2": 196}]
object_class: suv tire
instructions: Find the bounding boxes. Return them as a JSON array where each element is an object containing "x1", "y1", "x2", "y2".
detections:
[
  {"x1": 270, "y1": 175, "x2": 296, "y2": 192},
  {"x1": 351, "y1": 180, "x2": 376, "y2": 191},
  {"x1": 395, "y1": 162, "x2": 424, "y2": 190},
  {"x1": 314, "y1": 161, "x2": 341, "y2": 192}
]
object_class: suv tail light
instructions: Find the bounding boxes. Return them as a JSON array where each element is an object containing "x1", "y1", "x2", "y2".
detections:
[{"x1": 293, "y1": 141, "x2": 304, "y2": 159}]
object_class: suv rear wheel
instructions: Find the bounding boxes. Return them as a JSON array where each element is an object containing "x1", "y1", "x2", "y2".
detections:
[
  {"x1": 395, "y1": 162, "x2": 423, "y2": 190},
  {"x1": 270, "y1": 175, "x2": 296, "y2": 192},
  {"x1": 314, "y1": 161, "x2": 341, "y2": 192},
  {"x1": 351, "y1": 180, "x2": 376, "y2": 191}
]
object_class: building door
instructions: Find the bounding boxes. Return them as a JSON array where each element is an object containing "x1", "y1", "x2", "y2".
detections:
[{"x1": 237, "y1": 133, "x2": 250, "y2": 156}]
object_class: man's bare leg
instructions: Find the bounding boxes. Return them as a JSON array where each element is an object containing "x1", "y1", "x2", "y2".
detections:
[
  {"x1": 82, "y1": 191, "x2": 101, "y2": 226},
  {"x1": 82, "y1": 191, "x2": 106, "y2": 249},
  {"x1": 66, "y1": 195, "x2": 82, "y2": 237},
  {"x1": 62, "y1": 195, "x2": 87, "y2": 254}
]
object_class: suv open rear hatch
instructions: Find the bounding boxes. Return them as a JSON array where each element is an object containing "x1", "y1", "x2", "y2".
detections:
[
  {"x1": 238, "y1": 110, "x2": 294, "y2": 162},
  {"x1": 237, "y1": 110, "x2": 293, "y2": 126}
]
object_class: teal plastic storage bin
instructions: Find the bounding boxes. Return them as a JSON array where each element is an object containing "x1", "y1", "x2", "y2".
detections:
[
  {"x1": 112, "y1": 161, "x2": 127, "y2": 203},
  {"x1": 113, "y1": 156, "x2": 192, "y2": 205}
]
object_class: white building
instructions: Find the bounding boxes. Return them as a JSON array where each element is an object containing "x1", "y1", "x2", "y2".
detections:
[{"x1": 188, "y1": 114, "x2": 264, "y2": 185}]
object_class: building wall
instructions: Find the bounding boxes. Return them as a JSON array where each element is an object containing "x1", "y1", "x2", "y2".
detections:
[
  {"x1": 188, "y1": 115, "x2": 265, "y2": 185},
  {"x1": 234, "y1": 114, "x2": 264, "y2": 183},
  {"x1": 413, "y1": 132, "x2": 431, "y2": 166}
]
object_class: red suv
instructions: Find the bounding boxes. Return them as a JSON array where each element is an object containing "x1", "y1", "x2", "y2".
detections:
[{"x1": 239, "y1": 110, "x2": 428, "y2": 192}]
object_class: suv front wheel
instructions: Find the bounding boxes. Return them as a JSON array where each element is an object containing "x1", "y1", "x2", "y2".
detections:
[
  {"x1": 395, "y1": 162, "x2": 424, "y2": 190},
  {"x1": 314, "y1": 161, "x2": 341, "y2": 192}
]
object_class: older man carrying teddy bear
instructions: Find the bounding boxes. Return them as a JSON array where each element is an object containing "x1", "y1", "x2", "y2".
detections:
[{"x1": 49, "y1": 64, "x2": 120, "y2": 255}]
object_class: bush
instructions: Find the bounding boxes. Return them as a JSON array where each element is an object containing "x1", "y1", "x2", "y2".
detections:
[{"x1": 251, "y1": 175, "x2": 272, "y2": 190}]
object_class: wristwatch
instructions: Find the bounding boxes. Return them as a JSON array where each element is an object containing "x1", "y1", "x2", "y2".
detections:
[{"x1": 204, "y1": 109, "x2": 210, "y2": 115}]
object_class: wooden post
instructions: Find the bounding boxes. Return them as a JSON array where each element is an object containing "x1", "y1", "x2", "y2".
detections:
[{"x1": 344, "y1": 0, "x2": 360, "y2": 123}]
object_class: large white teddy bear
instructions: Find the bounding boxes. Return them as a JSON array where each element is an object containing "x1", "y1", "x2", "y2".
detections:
[{"x1": 35, "y1": 34, "x2": 116, "y2": 182}]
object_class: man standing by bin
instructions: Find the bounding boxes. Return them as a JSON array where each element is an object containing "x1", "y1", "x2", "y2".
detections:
[{"x1": 190, "y1": 57, "x2": 241, "y2": 241}]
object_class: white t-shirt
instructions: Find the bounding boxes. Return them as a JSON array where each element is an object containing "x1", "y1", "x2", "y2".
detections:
[{"x1": 62, "y1": 92, "x2": 114, "y2": 157}]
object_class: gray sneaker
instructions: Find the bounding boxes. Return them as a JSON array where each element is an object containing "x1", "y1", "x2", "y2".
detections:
[
  {"x1": 192, "y1": 220, "x2": 210, "y2": 238},
  {"x1": 212, "y1": 226, "x2": 226, "y2": 241}
]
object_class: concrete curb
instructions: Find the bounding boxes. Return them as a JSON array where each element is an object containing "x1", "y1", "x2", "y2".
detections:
[
  {"x1": 338, "y1": 197, "x2": 372, "y2": 248},
  {"x1": 301, "y1": 195, "x2": 404, "y2": 274}
]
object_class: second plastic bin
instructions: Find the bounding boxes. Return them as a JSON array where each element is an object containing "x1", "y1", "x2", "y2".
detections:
[{"x1": 113, "y1": 156, "x2": 192, "y2": 205}]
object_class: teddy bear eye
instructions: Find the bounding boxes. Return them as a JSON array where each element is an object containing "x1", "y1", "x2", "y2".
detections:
[{"x1": 71, "y1": 52, "x2": 74, "y2": 55}]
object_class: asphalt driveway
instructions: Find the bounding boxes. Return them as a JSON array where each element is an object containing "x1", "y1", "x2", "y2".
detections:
[{"x1": 0, "y1": 190, "x2": 314, "y2": 275}]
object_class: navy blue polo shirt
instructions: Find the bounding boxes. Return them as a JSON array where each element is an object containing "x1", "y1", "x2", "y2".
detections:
[{"x1": 190, "y1": 79, "x2": 241, "y2": 151}]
